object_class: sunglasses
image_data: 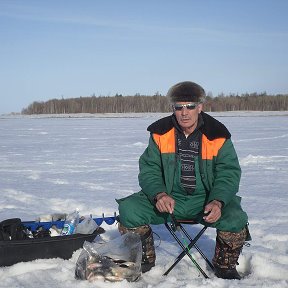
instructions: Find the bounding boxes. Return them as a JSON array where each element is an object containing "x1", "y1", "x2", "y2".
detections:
[{"x1": 173, "y1": 103, "x2": 199, "y2": 111}]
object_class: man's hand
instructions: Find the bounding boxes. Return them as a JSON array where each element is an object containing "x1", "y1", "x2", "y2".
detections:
[
  {"x1": 155, "y1": 192, "x2": 175, "y2": 214},
  {"x1": 203, "y1": 200, "x2": 222, "y2": 223}
]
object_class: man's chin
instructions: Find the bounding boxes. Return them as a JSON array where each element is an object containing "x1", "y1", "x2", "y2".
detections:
[{"x1": 180, "y1": 120, "x2": 191, "y2": 126}]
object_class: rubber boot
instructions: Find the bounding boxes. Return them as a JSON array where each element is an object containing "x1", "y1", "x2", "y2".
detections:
[
  {"x1": 118, "y1": 223, "x2": 156, "y2": 273},
  {"x1": 212, "y1": 226, "x2": 247, "y2": 280}
]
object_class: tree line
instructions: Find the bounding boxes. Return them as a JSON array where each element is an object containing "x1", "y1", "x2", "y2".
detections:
[{"x1": 21, "y1": 92, "x2": 288, "y2": 114}]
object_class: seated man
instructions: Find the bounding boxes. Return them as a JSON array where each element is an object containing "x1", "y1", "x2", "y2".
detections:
[{"x1": 116, "y1": 81, "x2": 250, "y2": 280}]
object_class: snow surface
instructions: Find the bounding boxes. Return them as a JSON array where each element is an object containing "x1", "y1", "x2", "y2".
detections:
[{"x1": 0, "y1": 112, "x2": 287, "y2": 288}]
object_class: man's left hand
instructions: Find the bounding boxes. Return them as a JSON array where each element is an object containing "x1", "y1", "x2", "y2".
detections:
[{"x1": 203, "y1": 200, "x2": 222, "y2": 223}]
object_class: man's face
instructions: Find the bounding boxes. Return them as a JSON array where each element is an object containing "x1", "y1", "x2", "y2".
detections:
[{"x1": 173, "y1": 102, "x2": 203, "y2": 133}]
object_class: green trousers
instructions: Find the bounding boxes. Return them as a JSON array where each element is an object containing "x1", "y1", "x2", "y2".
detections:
[
  {"x1": 117, "y1": 191, "x2": 247, "y2": 232},
  {"x1": 117, "y1": 159, "x2": 248, "y2": 233}
]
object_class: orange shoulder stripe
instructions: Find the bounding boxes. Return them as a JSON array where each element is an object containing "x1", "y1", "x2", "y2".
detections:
[
  {"x1": 202, "y1": 134, "x2": 225, "y2": 160},
  {"x1": 153, "y1": 130, "x2": 225, "y2": 157},
  {"x1": 152, "y1": 128, "x2": 176, "y2": 153}
]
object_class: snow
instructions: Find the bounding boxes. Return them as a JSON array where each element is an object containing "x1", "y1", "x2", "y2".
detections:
[{"x1": 0, "y1": 112, "x2": 287, "y2": 288}]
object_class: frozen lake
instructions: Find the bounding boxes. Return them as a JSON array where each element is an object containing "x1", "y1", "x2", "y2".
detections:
[{"x1": 0, "y1": 112, "x2": 287, "y2": 287}]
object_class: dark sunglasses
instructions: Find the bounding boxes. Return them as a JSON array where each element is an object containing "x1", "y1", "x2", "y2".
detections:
[{"x1": 173, "y1": 103, "x2": 199, "y2": 111}]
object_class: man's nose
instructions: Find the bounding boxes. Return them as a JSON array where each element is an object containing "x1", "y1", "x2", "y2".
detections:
[{"x1": 181, "y1": 106, "x2": 188, "y2": 115}]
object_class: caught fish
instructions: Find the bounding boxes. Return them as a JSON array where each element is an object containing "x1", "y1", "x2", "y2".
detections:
[
  {"x1": 75, "y1": 232, "x2": 142, "y2": 282},
  {"x1": 76, "y1": 254, "x2": 140, "y2": 282}
]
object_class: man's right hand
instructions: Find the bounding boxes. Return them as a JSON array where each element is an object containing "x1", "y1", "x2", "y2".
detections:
[{"x1": 155, "y1": 192, "x2": 175, "y2": 214}]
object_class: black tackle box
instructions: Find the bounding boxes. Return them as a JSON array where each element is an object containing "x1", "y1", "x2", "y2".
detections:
[{"x1": 0, "y1": 219, "x2": 105, "y2": 267}]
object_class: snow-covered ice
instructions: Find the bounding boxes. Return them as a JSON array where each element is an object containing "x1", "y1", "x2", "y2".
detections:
[{"x1": 0, "y1": 112, "x2": 287, "y2": 287}]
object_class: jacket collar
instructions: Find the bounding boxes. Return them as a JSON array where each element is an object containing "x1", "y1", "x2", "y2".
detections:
[{"x1": 147, "y1": 112, "x2": 231, "y2": 140}]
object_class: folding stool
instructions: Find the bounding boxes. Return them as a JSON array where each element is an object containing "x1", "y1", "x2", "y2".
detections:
[{"x1": 163, "y1": 215, "x2": 214, "y2": 278}]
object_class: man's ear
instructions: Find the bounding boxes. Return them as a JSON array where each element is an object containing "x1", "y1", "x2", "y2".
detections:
[{"x1": 198, "y1": 103, "x2": 203, "y2": 114}]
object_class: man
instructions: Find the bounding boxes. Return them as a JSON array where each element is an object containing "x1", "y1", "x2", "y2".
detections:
[{"x1": 116, "y1": 81, "x2": 250, "y2": 280}]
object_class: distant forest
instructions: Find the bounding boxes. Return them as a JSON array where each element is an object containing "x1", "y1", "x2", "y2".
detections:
[{"x1": 22, "y1": 92, "x2": 288, "y2": 114}]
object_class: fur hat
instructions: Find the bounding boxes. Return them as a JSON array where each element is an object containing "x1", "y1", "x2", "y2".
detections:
[{"x1": 167, "y1": 81, "x2": 206, "y2": 103}]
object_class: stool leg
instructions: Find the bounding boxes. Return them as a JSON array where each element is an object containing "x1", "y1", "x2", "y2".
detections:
[
  {"x1": 163, "y1": 223, "x2": 209, "y2": 278},
  {"x1": 179, "y1": 225, "x2": 214, "y2": 271}
]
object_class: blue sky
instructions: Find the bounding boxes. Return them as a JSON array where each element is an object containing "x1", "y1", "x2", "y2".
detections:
[{"x1": 0, "y1": 0, "x2": 287, "y2": 114}]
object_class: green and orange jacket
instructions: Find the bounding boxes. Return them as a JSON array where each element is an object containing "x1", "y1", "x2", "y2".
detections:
[{"x1": 138, "y1": 112, "x2": 241, "y2": 207}]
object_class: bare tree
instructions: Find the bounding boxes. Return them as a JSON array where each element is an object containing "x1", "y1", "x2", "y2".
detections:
[{"x1": 22, "y1": 93, "x2": 288, "y2": 114}]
